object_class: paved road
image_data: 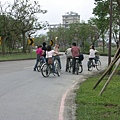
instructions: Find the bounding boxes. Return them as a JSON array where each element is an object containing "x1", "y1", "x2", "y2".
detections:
[{"x1": 0, "y1": 54, "x2": 108, "y2": 120}]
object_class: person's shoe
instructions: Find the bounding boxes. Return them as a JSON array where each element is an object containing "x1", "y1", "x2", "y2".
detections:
[
  {"x1": 34, "y1": 68, "x2": 36, "y2": 71},
  {"x1": 53, "y1": 71, "x2": 57, "y2": 76},
  {"x1": 72, "y1": 72, "x2": 75, "y2": 74},
  {"x1": 53, "y1": 73, "x2": 56, "y2": 76}
]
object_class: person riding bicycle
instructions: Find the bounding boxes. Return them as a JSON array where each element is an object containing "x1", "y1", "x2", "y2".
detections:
[
  {"x1": 34, "y1": 45, "x2": 46, "y2": 71},
  {"x1": 53, "y1": 43, "x2": 62, "y2": 70},
  {"x1": 89, "y1": 45, "x2": 99, "y2": 66},
  {"x1": 71, "y1": 42, "x2": 80, "y2": 74},
  {"x1": 46, "y1": 45, "x2": 59, "y2": 74},
  {"x1": 65, "y1": 46, "x2": 72, "y2": 72}
]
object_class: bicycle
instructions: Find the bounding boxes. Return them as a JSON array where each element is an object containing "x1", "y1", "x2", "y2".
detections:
[
  {"x1": 87, "y1": 56, "x2": 101, "y2": 71},
  {"x1": 67, "y1": 57, "x2": 83, "y2": 74},
  {"x1": 74, "y1": 57, "x2": 83, "y2": 75},
  {"x1": 37, "y1": 59, "x2": 45, "y2": 72},
  {"x1": 67, "y1": 58, "x2": 72, "y2": 72},
  {"x1": 41, "y1": 59, "x2": 60, "y2": 77}
]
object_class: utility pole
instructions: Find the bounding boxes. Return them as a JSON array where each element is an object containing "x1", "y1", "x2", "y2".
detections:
[{"x1": 108, "y1": 0, "x2": 113, "y2": 66}]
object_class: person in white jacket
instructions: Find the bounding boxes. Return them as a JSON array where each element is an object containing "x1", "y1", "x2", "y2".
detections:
[
  {"x1": 89, "y1": 45, "x2": 99, "y2": 65},
  {"x1": 65, "y1": 46, "x2": 72, "y2": 72}
]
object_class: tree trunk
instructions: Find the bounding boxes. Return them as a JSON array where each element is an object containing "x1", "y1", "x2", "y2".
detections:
[
  {"x1": 2, "y1": 36, "x2": 6, "y2": 55},
  {"x1": 102, "y1": 34, "x2": 105, "y2": 53},
  {"x1": 22, "y1": 32, "x2": 26, "y2": 53}
]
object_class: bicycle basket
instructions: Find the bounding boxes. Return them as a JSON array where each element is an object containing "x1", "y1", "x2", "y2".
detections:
[{"x1": 48, "y1": 57, "x2": 53, "y2": 64}]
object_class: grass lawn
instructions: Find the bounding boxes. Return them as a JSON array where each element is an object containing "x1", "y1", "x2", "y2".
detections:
[
  {"x1": 0, "y1": 52, "x2": 36, "y2": 61},
  {"x1": 75, "y1": 70, "x2": 120, "y2": 120}
]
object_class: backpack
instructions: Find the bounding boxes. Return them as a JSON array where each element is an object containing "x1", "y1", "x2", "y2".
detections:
[{"x1": 79, "y1": 54, "x2": 84, "y2": 61}]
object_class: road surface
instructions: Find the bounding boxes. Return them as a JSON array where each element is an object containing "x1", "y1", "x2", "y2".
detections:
[{"x1": 0, "y1": 54, "x2": 108, "y2": 120}]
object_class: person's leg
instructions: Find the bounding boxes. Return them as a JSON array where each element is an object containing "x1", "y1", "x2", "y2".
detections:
[
  {"x1": 56, "y1": 56, "x2": 62, "y2": 69},
  {"x1": 72, "y1": 57, "x2": 75, "y2": 74},
  {"x1": 40, "y1": 56, "x2": 46, "y2": 63},
  {"x1": 52, "y1": 58, "x2": 56, "y2": 73},
  {"x1": 34, "y1": 58, "x2": 39, "y2": 71},
  {"x1": 94, "y1": 56, "x2": 98, "y2": 64},
  {"x1": 66, "y1": 57, "x2": 69, "y2": 71}
]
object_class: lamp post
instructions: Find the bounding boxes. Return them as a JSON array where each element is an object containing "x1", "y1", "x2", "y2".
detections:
[{"x1": 108, "y1": 0, "x2": 113, "y2": 66}]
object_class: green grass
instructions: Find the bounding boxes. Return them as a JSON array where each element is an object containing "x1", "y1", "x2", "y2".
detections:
[
  {"x1": 75, "y1": 71, "x2": 120, "y2": 120},
  {"x1": 0, "y1": 52, "x2": 36, "y2": 61}
]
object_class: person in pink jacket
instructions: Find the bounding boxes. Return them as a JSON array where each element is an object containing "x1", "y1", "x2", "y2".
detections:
[{"x1": 34, "y1": 45, "x2": 45, "y2": 71}]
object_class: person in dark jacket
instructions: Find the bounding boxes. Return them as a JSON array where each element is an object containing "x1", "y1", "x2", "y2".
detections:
[{"x1": 42, "y1": 42, "x2": 47, "y2": 58}]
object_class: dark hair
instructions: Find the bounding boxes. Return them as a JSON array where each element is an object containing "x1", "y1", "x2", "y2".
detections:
[
  {"x1": 46, "y1": 45, "x2": 52, "y2": 51},
  {"x1": 43, "y1": 42, "x2": 46, "y2": 47},
  {"x1": 72, "y1": 42, "x2": 76, "y2": 46},
  {"x1": 38, "y1": 45, "x2": 42, "y2": 48},
  {"x1": 91, "y1": 45, "x2": 95, "y2": 50}
]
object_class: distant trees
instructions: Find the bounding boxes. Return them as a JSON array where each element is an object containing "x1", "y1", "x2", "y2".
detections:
[
  {"x1": 47, "y1": 22, "x2": 99, "y2": 52},
  {"x1": 0, "y1": 0, "x2": 48, "y2": 54},
  {"x1": 91, "y1": 0, "x2": 120, "y2": 50}
]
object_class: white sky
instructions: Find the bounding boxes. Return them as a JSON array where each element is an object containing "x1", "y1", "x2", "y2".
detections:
[
  {"x1": 3, "y1": 0, "x2": 96, "y2": 34},
  {"x1": 39, "y1": 0, "x2": 96, "y2": 24}
]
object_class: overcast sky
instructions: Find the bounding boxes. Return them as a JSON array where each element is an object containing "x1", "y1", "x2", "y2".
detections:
[
  {"x1": 4, "y1": 0, "x2": 96, "y2": 34},
  {"x1": 39, "y1": 0, "x2": 96, "y2": 24}
]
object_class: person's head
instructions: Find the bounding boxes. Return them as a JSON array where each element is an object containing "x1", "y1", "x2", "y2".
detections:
[
  {"x1": 55, "y1": 44, "x2": 60, "y2": 49},
  {"x1": 42, "y1": 42, "x2": 46, "y2": 47},
  {"x1": 46, "y1": 45, "x2": 52, "y2": 51},
  {"x1": 90, "y1": 45, "x2": 95, "y2": 50},
  {"x1": 72, "y1": 42, "x2": 76, "y2": 46},
  {"x1": 38, "y1": 45, "x2": 42, "y2": 48}
]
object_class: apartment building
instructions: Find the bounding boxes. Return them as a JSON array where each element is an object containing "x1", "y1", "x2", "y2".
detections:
[{"x1": 62, "y1": 11, "x2": 80, "y2": 27}]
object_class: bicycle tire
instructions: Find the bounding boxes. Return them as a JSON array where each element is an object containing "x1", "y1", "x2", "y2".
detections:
[
  {"x1": 41, "y1": 63, "x2": 50, "y2": 77},
  {"x1": 87, "y1": 60, "x2": 93, "y2": 71},
  {"x1": 37, "y1": 60, "x2": 44, "y2": 72},
  {"x1": 96, "y1": 60, "x2": 101, "y2": 71},
  {"x1": 75, "y1": 61, "x2": 79, "y2": 75},
  {"x1": 68, "y1": 60, "x2": 72, "y2": 72},
  {"x1": 79, "y1": 64, "x2": 83, "y2": 73},
  {"x1": 54, "y1": 61, "x2": 60, "y2": 76},
  {"x1": 36, "y1": 62, "x2": 41, "y2": 72}
]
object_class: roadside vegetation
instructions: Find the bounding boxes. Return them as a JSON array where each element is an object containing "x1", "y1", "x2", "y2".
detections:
[
  {"x1": 75, "y1": 67, "x2": 120, "y2": 120},
  {"x1": 0, "y1": 51, "x2": 36, "y2": 61}
]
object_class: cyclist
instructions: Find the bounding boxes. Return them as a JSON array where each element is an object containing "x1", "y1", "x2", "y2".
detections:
[
  {"x1": 71, "y1": 42, "x2": 80, "y2": 74},
  {"x1": 46, "y1": 45, "x2": 59, "y2": 74},
  {"x1": 53, "y1": 44, "x2": 62, "y2": 70},
  {"x1": 34, "y1": 45, "x2": 46, "y2": 71},
  {"x1": 65, "y1": 46, "x2": 72, "y2": 72},
  {"x1": 88, "y1": 45, "x2": 99, "y2": 66}
]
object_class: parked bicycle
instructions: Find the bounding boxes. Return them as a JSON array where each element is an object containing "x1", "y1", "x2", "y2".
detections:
[
  {"x1": 41, "y1": 59, "x2": 60, "y2": 77},
  {"x1": 67, "y1": 57, "x2": 83, "y2": 74},
  {"x1": 87, "y1": 55, "x2": 101, "y2": 71}
]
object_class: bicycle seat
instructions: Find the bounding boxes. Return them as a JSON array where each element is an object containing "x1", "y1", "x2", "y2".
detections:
[{"x1": 75, "y1": 57, "x2": 79, "y2": 59}]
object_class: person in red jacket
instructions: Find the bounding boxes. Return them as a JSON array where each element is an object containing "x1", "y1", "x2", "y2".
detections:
[{"x1": 71, "y1": 42, "x2": 80, "y2": 74}]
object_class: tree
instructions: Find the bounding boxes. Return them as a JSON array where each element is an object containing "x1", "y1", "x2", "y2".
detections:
[
  {"x1": 8, "y1": 0, "x2": 48, "y2": 53},
  {"x1": 93, "y1": 0, "x2": 120, "y2": 48}
]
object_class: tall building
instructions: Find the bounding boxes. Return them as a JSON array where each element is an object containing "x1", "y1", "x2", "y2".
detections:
[{"x1": 62, "y1": 11, "x2": 80, "y2": 27}]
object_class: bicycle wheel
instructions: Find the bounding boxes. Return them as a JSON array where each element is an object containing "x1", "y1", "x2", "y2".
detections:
[
  {"x1": 75, "y1": 61, "x2": 79, "y2": 75},
  {"x1": 68, "y1": 60, "x2": 72, "y2": 72},
  {"x1": 41, "y1": 63, "x2": 50, "y2": 77},
  {"x1": 96, "y1": 60, "x2": 101, "y2": 71},
  {"x1": 54, "y1": 60, "x2": 60, "y2": 76},
  {"x1": 79, "y1": 64, "x2": 83, "y2": 73},
  {"x1": 87, "y1": 60, "x2": 93, "y2": 71},
  {"x1": 37, "y1": 62, "x2": 42, "y2": 72}
]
